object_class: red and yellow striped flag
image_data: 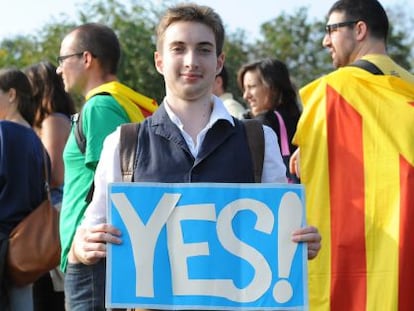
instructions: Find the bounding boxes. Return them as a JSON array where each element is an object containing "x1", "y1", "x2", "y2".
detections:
[{"x1": 294, "y1": 67, "x2": 414, "y2": 311}]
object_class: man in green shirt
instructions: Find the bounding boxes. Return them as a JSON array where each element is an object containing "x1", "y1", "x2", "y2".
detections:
[{"x1": 56, "y1": 22, "x2": 157, "y2": 310}]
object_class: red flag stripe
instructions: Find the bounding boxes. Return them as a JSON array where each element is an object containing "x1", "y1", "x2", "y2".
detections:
[
  {"x1": 326, "y1": 86, "x2": 367, "y2": 310},
  {"x1": 398, "y1": 156, "x2": 414, "y2": 311}
]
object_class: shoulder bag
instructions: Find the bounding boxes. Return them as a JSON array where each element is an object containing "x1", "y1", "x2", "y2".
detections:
[{"x1": 7, "y1": 148, "x2": 61, "y2": 286}]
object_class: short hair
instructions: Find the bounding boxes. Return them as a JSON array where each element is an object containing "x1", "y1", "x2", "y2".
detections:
[
  {"x1": 216, "y1": 66, "x2": 229, "y2": 91},
  {"x1": 70, "y1": 23, "x2": 121, "y2": 74},
  {"x1": 0, "y1": 68, "x2": 35, "y2": 126},
  {"x1": 156, "y1": 3, "x2": 225, "y2": 56},
  {"x1": 328, "y1": 0, "x2": 389, "y2": 42},
  {"x1": 25, "y1": 61, "x2": 76, "y2": 129},
  {"x1": 237, "y1": 58, "x2": 300, "y2": 116}
]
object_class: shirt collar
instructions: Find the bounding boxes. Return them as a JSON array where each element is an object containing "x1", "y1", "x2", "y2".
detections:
[{"x1": 163, "y1": 95, "x2": 235, "y2": 129}]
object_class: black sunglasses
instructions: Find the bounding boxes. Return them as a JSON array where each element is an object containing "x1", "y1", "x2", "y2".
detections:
[{"x1": 325, "y1": 21, "x2": 359, "y2": 35}]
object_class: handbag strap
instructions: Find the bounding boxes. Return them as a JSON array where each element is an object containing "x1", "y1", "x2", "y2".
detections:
[
  {"x1": 274, "y1": 111, "x2": 290, "y2": 156},
  {"x1": 42, "y1": 148, "x2": 51, "y2": 202}
]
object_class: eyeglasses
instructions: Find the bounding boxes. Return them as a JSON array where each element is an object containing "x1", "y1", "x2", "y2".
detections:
[
  {"x1": 325, "y1": 21, "x2": 359, "y2": 35},
  {"x1": 56, "y1": 52, "x2": 84, "y2": 66}
]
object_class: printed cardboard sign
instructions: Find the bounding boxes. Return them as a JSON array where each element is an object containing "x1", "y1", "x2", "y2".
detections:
[{"x1": 106, "y1": 183, "x2": 308, "y2": 310}]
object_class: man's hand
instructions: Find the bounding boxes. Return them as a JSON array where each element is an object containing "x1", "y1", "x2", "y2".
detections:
[
  {"x1": 291, "y1": 225, "x2": 321, "y2": 260},
  {"x1": 73, "y1": 224, "x2": 122, "y2": 265},
  {"x1": 289, "y1": 148, "x2": 300, "y2": 179}
]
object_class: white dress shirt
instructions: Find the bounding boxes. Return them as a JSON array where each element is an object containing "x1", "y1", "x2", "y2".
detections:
[{"x1": 81, "y1": 96, "x2": 287, "y2": 227}]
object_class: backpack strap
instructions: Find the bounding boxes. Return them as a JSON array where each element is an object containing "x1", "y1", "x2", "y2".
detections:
[
  {"x1": 73, "y1": 92, "x2": 112, "y2": 154},
  {"x1": 242, "y1": 119, "x2": 264, "y2": 183},
  {"x1": 120, "y1": 123, "x2": 141, "y2": 182},
  {"x1": 72, "y1": 112, "x2": 86, "y2": 154},
  {"x1": 349, "y1": 59, "x2": 384, "y2": 75}
]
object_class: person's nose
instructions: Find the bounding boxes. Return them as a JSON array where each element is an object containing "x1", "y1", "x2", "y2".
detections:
[
  {"x1": 56, "y1": 65, "x2": 62, "y2": 75},
  {"x1": 322, "y1": 33, "x2": 331, "y2": 48},
  {"x1": 243, "y1": 89, "x2": 250, "y2": 101},
  {"x1": 184, "y1": 50, "x2": 199, "y2": 69}
]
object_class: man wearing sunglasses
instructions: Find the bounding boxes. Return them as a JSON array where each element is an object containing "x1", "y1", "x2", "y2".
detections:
[
  {"x1": 290, "y1": 0, "x2": 414, "y2": 310},
  {"x1": 56, "y1": 23, "x2": 157, "y2": 310}
]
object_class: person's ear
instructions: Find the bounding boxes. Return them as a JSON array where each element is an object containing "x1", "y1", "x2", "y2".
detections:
[
  {"x1": 216, "y1": 53, "x2": 225, "y2": 75},
  {"x1": 8, "y1": 88, "x2": 17, "y2": 103},
  {"x1": 355, "y1": 20, "x2": 368, "y2": 41},
  {"x1": 83, "y1": 51, "x2": 95, "y2": 68},
  {"x1": 154, "y1": 51, "x2": 164, "y2": 75}
]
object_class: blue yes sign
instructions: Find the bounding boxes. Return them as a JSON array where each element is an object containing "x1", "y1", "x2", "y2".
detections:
[{"x1": 107, "y1": 183, "x2": 308, "y2": 310}]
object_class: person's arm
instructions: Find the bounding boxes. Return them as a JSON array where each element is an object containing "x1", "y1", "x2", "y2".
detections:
[
  {"x1": 289, "y1": 148, "x2": 301, "y2": 179},
  {"x1": 261, "y1": 125, "x2": 287, "y2": 183},
  {"x1": 40, "y1": 114, "x2": 71, "y2": 187},
  {"x1": 72, "y1": 128, "x2": 123, "y2": 265}
]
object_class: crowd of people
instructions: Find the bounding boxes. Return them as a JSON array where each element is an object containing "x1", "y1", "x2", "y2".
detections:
[{"x1": 0, "y1": 0, "x2": 413, "y2": 310}]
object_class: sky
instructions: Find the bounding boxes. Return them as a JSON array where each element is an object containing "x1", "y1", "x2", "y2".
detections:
[{"x1": 0, "y1": 0, "x2": 411, "y2": 41}]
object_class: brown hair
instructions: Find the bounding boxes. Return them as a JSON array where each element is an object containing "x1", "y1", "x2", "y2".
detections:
[
  {"x1": 156, "y1": 3, "x2": 225, "y2": 56},
  {"x1": 69, "y1": 23, "x2": 121, "y2": 74},
  {"x1": 0, "y1": 68, "x2": 35, "y2": 126},
  {"x1": 25, "y1": 61, "x2": 76, "y2": 129}
]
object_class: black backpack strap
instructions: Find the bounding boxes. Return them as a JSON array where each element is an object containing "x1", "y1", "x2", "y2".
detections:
[
  {"x1": 242, "y1": 119, "x2": 264, "y2": 183},
  {"x1": 72, "y1": 111, "x2": 86, "y2": 154},
  {"x1": 349, "y1": 59, "x2": 384, "y2": 75},
  {"x1": 73, "y1": 92, "x2": 112, "y2": 155},
  {"x1": 120, "y1": 123, "x2": 141, "y2": 182}
]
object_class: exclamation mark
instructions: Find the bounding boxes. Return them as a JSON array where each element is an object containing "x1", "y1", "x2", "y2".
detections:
[{"x1": 273, "y1": 191, "x2": 303, "y2": 303}]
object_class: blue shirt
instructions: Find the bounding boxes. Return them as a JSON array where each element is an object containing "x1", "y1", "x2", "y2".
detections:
[{"x1": 0, "y1": 121, "x2": 45, "y2": 235}]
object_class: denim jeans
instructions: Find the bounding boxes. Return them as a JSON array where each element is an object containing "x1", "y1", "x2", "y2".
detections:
[
  {"x1": 64, "y1": 259, "x2": 106, "y2": 311},
  {"x1": 8, "y1": 283, "x2": 33, "y2": 311}
]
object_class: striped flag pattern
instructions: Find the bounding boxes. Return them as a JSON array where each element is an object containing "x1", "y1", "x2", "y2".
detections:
[{"x1": 294, "y1": 67, "x2": 414, "y2": 311}]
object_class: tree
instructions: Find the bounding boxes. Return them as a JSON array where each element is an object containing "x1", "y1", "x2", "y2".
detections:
[
  {"x1": 253, "y1": 5, "x2": 413, "y2": 88},
  {"x1": 75, "y1": 0, "x2": 165, "y2": 103},
  {"x1": 385, "y1": 4, "x2": 414, "y2": 71},
  {"x1": 222, "y1": 29, "x2": 252, "y2": 103},
  {"x1": 252, "y1": 7, "x2": 331, "y2": 88},
  {"x1": 0, "y1": 1, "x2": 412, "y2": 108}
]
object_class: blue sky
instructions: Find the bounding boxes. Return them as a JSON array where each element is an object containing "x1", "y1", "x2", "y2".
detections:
[{"x1": 1, "y1": 0, "x2": 411, "y2": 40}]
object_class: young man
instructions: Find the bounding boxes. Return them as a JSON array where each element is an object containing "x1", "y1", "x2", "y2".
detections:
[
  {"x1": 56, "y1": 23, "x2": 157, "y2": 310},
  {"x1": 72, "y1": 3, "x2": 321, "y2": 309},
  {"x1": 290, "y1": 0, "x2": 414, "y2": 310},
  {"x1": 213, "y1": 66, "x2": 246, "y2": 119}
]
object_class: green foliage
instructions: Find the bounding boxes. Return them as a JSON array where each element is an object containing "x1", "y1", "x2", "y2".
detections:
[
  {"x1": 74, "y1": 0, "x2": 165, "y2": 103},
  {"x1": 0, "y1": 1, "x2": 412, "y2": 109},
  {"x1": 222, "y1": 30, "x2": 252, "y2": 103},
  {"x1": 252, "y1": 7, "x2": 331, "y2": 87}
]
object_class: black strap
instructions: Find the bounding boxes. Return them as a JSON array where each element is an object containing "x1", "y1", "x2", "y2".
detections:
[
  {"x1": 349, "y1": 59, "x2": 384, "y2": 75},
  {"x1": 72, "y1": 112, "x2": 86, "y2": 154},
  {"x1": 73, "y1": 92, "x2": 112, "y2": 155},
  {"x1": 242, "y1": 119, "x2": 264, "y2": 183},
  {"x1": 120, "y1": 123, "x2": 141, "y2": 182}
]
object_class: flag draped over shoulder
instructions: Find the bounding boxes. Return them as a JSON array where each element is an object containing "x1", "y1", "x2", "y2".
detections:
[
  {"x1": 85, "y1": 81, "x2": 158, "y2": 122},
  {"x1": 294, "y1": 67, "x2": 414, "y2": 311}
]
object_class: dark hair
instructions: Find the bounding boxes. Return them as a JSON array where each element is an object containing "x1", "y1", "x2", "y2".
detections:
[
  {"x1": 329, "y1": 0, "x2": 389, "y2": 41},
  {"x1": 0, "y1": 68, "x2": 35, "y2": 126},
  {"x1": 237, "y1": 58, "x2": 300, "y2": 117},
  {"x1": 157, "y1": 3, "x2": 225, "y2": 56},
  {"x1": 70, "y1": 23, "x2": 121, "y2": 74},
  {"x1": 216, "y1": 66, "x2": 229, "y2": 91},
  {"x1": 25, "y1": 61, "x2": 76, "y2": 129}
]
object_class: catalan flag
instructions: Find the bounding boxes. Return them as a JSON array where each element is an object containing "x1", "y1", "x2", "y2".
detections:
[
  {"x1": 294, "y1": 67, "x2": 414, "y2": 311},
  {"x1": 86, "y1": 81, "x2": 158, "y2": 122}
]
